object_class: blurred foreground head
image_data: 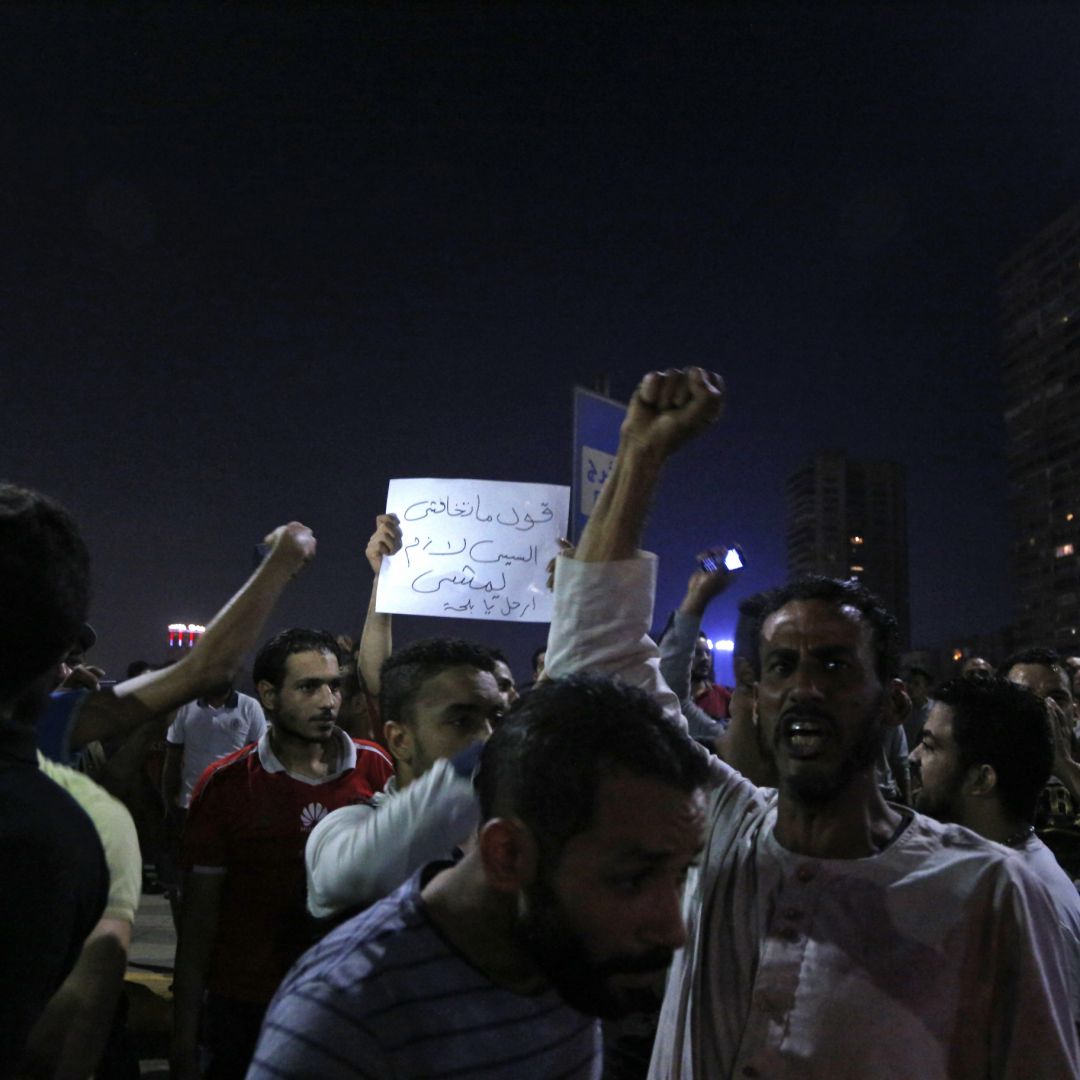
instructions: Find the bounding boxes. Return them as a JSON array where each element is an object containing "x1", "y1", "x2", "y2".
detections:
[{"x1": 0, "y1": 483, "x2": 90, "y2": 707}]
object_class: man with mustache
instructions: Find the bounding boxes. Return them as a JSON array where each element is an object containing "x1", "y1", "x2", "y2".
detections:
[
  {"x1": 249, "y1": 675, "x2": 709, "y2": 1079},
  {"x1": 544, "y1": 367, "x2": 1078, "y2": 1077}
]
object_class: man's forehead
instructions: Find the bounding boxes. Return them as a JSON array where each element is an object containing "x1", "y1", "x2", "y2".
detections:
[
  {"x1": 416, "y1": 664, "x2": 498, "y2": 702},
  {"x1": 576, "y1": 772, "x2": 707, "y2": 850},
  {"x1": 761, "y1": 598, "x2": 870, "y2": 646},
  {"x1": 284, "y1": 649, "x2": 337, "y2": 678},
  {"x1": 1009, "y1": 662, "x2": 1070, "y2": 698},
  {"x1": 925, "y1": 702, "x2": 955, "y2": 741}
]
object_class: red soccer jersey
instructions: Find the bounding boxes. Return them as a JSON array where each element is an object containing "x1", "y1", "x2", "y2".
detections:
[{"x1": 183, "y1": 730, "x2": 394, "y2": 1003}]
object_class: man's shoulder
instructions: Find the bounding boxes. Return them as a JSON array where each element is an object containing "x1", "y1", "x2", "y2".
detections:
[
  {"x1": 348, "y1": 738, "x2": 394, "y2": 772},
  {"x1": 188, "y1": 741, "x2": 260, "y2": 804},
  {"x1": 284, "y1": 870, "x2": 448, "y2": 998}
]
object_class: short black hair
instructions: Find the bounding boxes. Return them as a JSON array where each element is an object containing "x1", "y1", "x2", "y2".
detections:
[
  {"x1": 477, "y1": 674, "x2": 709, "y2": 867},
  {"x1": 1001, "y1": 647, "x2": 1066, "y2": 680},
  {"x1": 253, "y1": 628, "x2": 341, "y2": 689},
  {"x1": 379, "y1": 638, "x2": 495, "y2": 728},
  {"x1": 934, "y1": 675, "x2": 1052, "y2": 824},
  {"x1": 744, "y1": 576, "x2": 899, "y2": 682},
  {"x1": 531, "y1": 644, "x2": 547, "y2": 673},
  {"x1": 0, "y1": 483, "x2": 91, "y2": 702}
]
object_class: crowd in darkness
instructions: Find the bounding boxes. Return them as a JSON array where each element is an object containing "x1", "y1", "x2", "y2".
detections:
[{"x1": 5, "y1": 368, "x2": 1080, "y2": 1079}]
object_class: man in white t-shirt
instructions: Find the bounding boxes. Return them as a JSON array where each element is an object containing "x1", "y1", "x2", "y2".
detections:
[{"x1": 162, "y1": 687, "x2": 266, "y2": 810}]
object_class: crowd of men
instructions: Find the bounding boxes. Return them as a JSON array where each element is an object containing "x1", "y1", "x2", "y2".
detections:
[{"x1": 4, "y1": 366, "x2": 1080, "y2": 1079}]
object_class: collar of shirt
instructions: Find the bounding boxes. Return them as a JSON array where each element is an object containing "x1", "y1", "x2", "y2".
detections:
[{"x1": 256, "y1": 726, "x2": 357, "y2": 782}]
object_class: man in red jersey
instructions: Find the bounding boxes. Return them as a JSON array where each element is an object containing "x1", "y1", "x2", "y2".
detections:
[{"x1": 171, "y1": 628, "x2": 393, "y2": 1080}]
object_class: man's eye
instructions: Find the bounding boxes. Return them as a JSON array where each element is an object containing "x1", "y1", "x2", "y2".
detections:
[
  {"x1": 612, "y1": 872, "x2": 648, "y2": 895},
  {"x1": 822, "y1": 659, "x2": 847, "y2": 672}
]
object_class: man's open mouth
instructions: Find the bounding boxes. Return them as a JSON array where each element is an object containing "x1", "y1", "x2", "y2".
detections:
[{"x1": 781, "y1": 715, "x2": 833, "y2": 758}]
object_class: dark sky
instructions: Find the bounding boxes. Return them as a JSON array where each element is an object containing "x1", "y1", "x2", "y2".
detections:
[{"x1": 3, "y1": 3, "x2": 1080, "y2": 683}]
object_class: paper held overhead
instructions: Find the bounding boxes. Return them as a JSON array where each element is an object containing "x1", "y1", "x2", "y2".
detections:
[{"x1": 376, "y1": 478, "x2": 570, "y2": 624}]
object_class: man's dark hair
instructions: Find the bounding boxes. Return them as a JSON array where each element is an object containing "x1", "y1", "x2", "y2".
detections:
[
  {"x1": 1001, "y1": 647, "x2": 1066, "y2": 679},
  {"x1": 253, "y1": 628, "x2": 341, "y2": 689},
  {"x1": 935, "y1": 675, "x2": 1053, "y2": 824},
  {"x1": 0, "y1": 483, "x2": 91, "y2": 703},
  {"x1": 487, "y1": 647, "x2": 510, "y2": 668},
  {"x1": 379, "y1": 638, "x2": 495, "y2": 728},
  {"x1": 744, "y1": 576, "x2": 899, "y2": 682},
  {"x1": 477, "y1": 674, "x2": 709, "y2": 867}
]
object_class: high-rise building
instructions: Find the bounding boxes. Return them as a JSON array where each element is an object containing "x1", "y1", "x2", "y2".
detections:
[
  {"x1": 786, "y1": 449, "x2": 910, "y2": 647},
  {"x1": 999, "y1": 200, "x2": 1080, "y2": 651}
]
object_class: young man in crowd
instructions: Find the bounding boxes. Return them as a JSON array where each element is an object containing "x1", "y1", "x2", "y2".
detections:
[
  {"x1": 544, "y1": 367, "x2": 1078, "y2": 1077},
  {"x1": 910, "y1": 673, "x2": 1080, "y2": 1029},
  {"x1": 162, "y1": 683, "x2": 267, "y2": 818},
  {"x1": 171, "y1": 629, "x2": 394, "y2": 1080},
  {"x1": 305, "y1": 635, "x2": 504, "y2": 918},
  {"x1": 251, "y1": 675, "x2": 710, "y2": 1079},
  {"x1": 1004, "y1": 646, "x2": 1080, "y2": 876}
]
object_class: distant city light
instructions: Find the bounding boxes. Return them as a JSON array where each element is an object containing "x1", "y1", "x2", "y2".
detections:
[
  {"x1": 168, "y1": 622, "x2": 206, "y2": 647},
  {"x1": 850, "y1": 535, "x2": 864, "y2": 545},
  {"x1": 1056, "y1": 544, "x2": 1075, "y2": 559},
  {"x1": 952, "y1": 648, "x2": 964, "y2": 661}
]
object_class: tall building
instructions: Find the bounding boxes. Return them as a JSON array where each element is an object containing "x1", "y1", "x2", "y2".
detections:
[
  {"x1": 786, "y1": 450, "x2": 910, "y2": 647},
  {"x1": 999, "y1": 200, "x2": 1080, "y2": 651}
]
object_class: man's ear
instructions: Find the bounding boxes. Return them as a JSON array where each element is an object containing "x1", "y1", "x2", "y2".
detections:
[
  {"x1": 883, "y1": 678, "x2": 911, "y2": 729},
  {"x1": 963, "y1": 762, "x2": 998, "y2": 798},
  {"x1": 256, "y1": 680, "x2": 277, "y2": 712},
  {"x1": 478, "y1": 818, "x2": 538, "y2": 894},
  {"x1": 383, "y1": 720, "x2": 414, "y2": 767}
]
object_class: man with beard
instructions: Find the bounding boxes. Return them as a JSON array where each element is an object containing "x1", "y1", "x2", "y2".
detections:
[
  {"x1": 910, "y1": 674, "x2": 1080, "y2": 1030},
  {"x1": 249, "y1": 675, "x2": 709, "y2": 1080},
  {"x1": 171, "y1": 628, "x2": 394, "y2": 1080},
  {"x1": 544, "y1": 366, "x2": 1078, "y2": 1077}
]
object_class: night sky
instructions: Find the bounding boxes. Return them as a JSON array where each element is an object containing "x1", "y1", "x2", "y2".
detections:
[{"x1": 3, "y1": 3, "x2": 1080, "y2": 684}]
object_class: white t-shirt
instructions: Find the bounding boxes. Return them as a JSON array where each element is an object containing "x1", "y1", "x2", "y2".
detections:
[{"x1": 166, "y1": 691, "x2": 266, "y2": 807}]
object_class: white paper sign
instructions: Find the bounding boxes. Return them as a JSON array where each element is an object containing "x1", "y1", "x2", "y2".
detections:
[{"x1": 377, "y1": 478, "x2": 570, "y2": 623}]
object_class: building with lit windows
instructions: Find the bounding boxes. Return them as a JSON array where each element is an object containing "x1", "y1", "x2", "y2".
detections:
[
  {"x1": 999, "y1": 199, "x2": 1080, "y2": 651},
  {"x1": 786, "y1": 449, "x2": 910, "y2": 647}
]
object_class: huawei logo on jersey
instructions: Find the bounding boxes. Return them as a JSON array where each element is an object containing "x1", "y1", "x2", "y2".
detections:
[{"x1": 300, "y1": 803, "x2": 328, "y2": 829}]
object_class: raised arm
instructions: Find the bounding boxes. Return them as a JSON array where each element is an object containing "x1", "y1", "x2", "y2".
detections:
[
  {"x1": 306, "y1": 751, "x2": 479, "y2": 918},
  {"x1": 574, "y1": 368, "x2": 725, "y2": 563},
  {"x1": 545, "y1": 369, "x2": 725, "y2": 726},
  {"x1": 69, "y1": 523, "x2": 316, "y2": 748},
  {"x1": 358, "y1": 514, "x2": 401, "y2": 698}
]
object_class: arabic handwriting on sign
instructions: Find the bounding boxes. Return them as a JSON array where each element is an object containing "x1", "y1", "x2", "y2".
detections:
[
  {"x1": 514, "y1": 503, "x2": 554, "y2": 532},
  {"x1": 403, "y1": 535, "x2": 421, "y2": 569},
  {"x1": 403, "y1": 498, "x2": 448, "y2": 522},
  {"x1": 410, "y1": 566, "x2": 508, "y2": 595},
  {"x1": 443, "y1": 599, "x2": 475, "y2": 613},
  {"x1": 428, "y1": 538, "x2": 466, "y2": 556},
  {"x1": 467, "y1": 540, "x2": 538, "y2": 566}
]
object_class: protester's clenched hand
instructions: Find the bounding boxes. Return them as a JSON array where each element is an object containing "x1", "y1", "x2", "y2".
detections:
[
  {"x1": 545, "y1": 537, "x2": 575, "y2": 590},
  {"x1": 365, "y1": 513, "x2": 402, "y2": 574},
  {"x1": 264, "y1": 521, "x2": 317, "y2": 576},
  {"x1": 620, "y1": 367, "x2": 725, "y2": 459}
]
